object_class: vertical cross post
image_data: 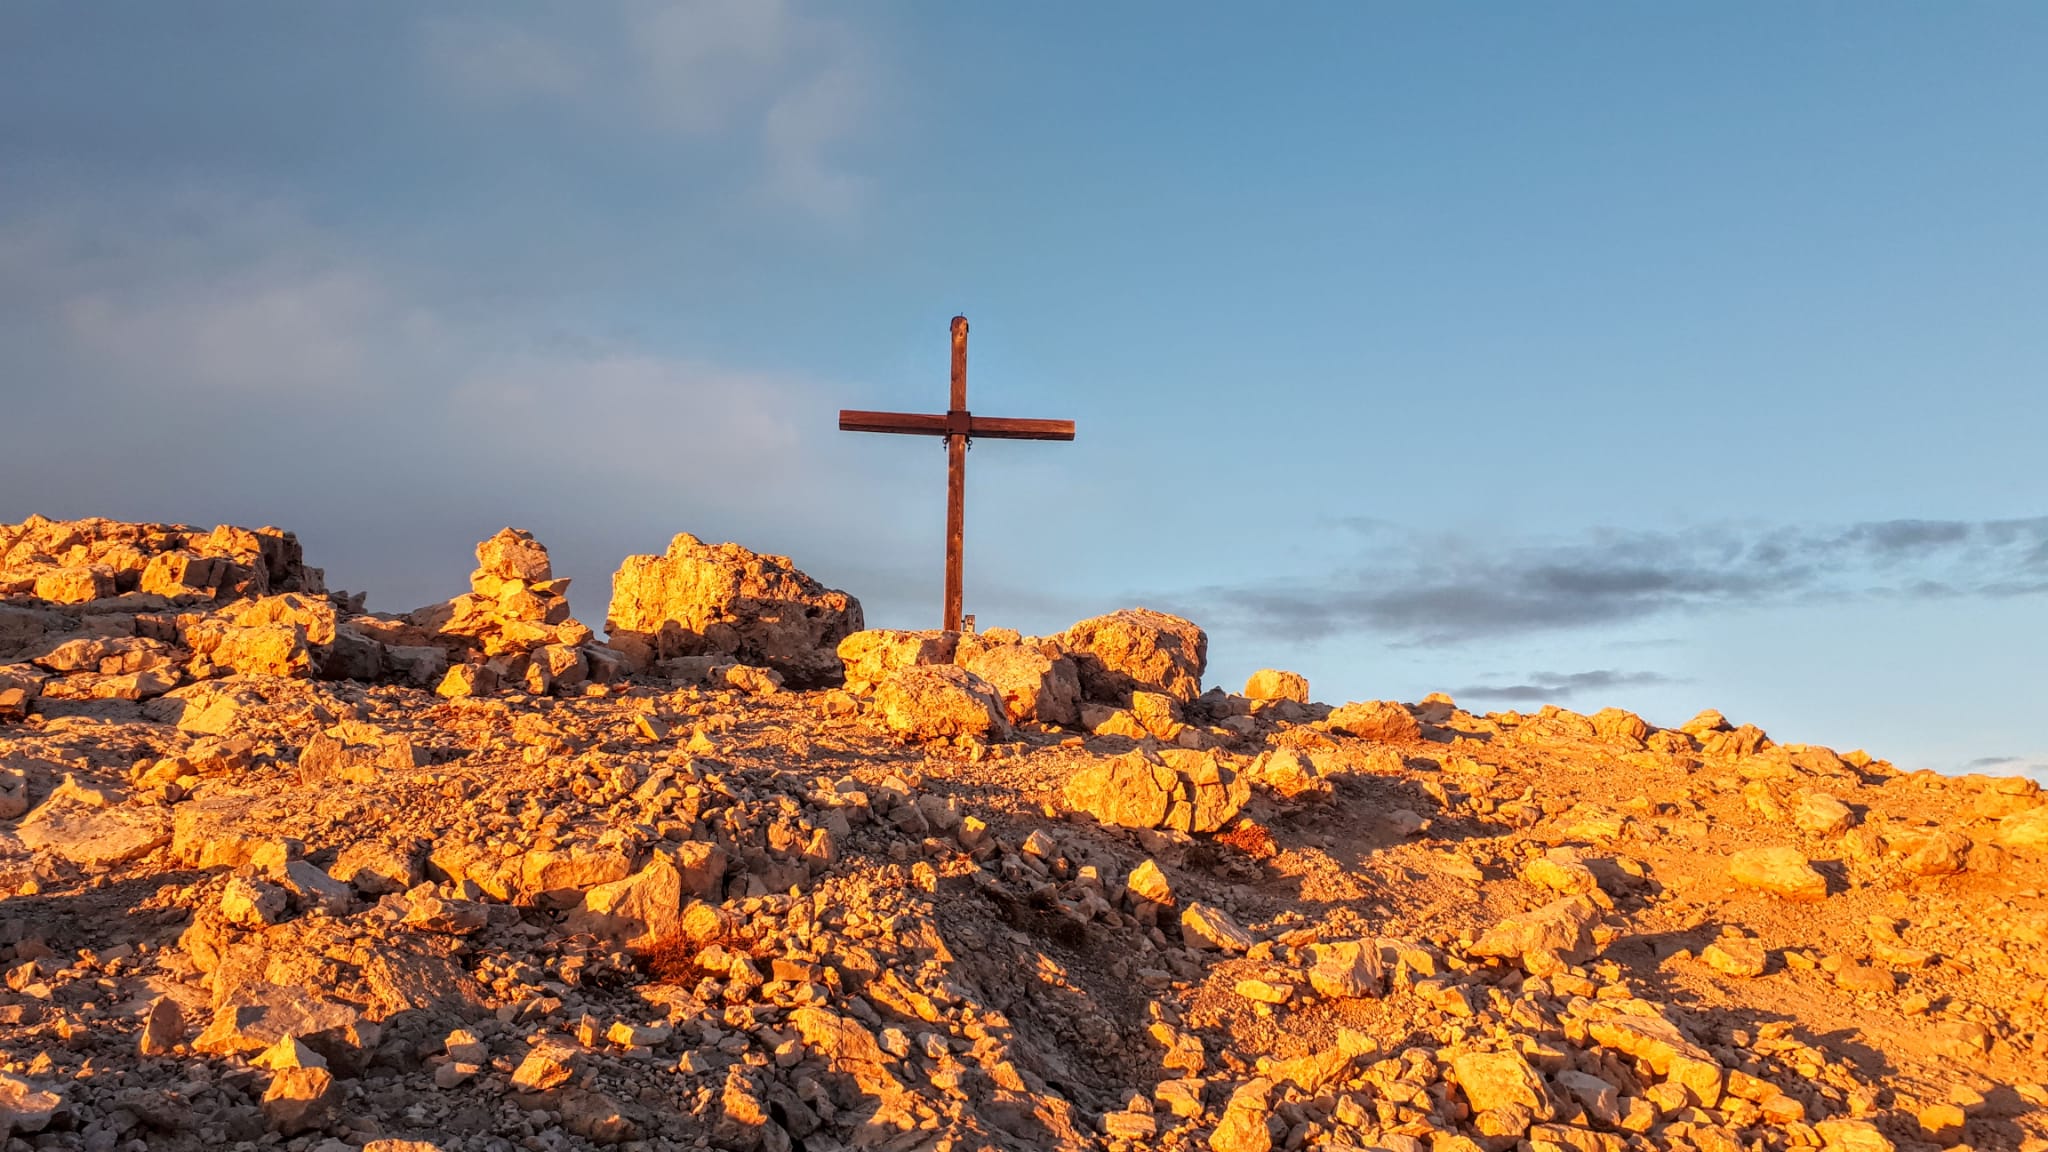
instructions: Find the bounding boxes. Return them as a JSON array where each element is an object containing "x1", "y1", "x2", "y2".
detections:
[
  {"x1": 838, "y1": 317, "x2": 1074, "y2": 634},
  {"x1": 944, "y1": 316, "x2": 968, "y2": 633}
]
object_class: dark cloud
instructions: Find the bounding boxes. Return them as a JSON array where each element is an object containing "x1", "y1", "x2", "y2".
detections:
[
  {"x1": 1451, "y1": 669, "x2": 1673, "y2": 703},
  {"x1": 1190, "y1": 517, "x2": 2048, "y2": 645}
]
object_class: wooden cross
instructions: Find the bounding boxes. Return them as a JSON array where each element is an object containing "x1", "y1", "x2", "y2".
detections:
[{"x1": 840, "y1": 316, "x2": 1076, "y2": 633}]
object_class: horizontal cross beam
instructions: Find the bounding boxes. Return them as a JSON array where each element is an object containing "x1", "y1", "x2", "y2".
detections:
[{"x1": 838, "y1": 409, "x2": 1076, "y2": 441}]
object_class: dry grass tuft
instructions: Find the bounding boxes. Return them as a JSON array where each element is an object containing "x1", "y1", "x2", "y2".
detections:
[
  {"x1": 1215, "y1": 820, "x2": 1277, "y2": 860},
  {"x1": 638, "y1": 928, "x2": 700, "y2": 985}
]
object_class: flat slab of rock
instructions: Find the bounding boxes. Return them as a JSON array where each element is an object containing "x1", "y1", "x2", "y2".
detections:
[
  {"x1": 1728, "y1": 845, "x2": 1828, "y2": 901},
  {"x1": 15, "y1": 802, "x2": 170, "y2": 866}
]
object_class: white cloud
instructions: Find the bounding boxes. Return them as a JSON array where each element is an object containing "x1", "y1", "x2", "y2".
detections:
[
  {"x1": 763, "y1": 54, "x2": 870, "y2": 217},
  {"x1": 0, "y1": 192, "x2": 904, "y2": 613},
  {"x1": 419, "y1": 2, "x2": 874, "y2": 217},
  {"x1": 423, "y1": 15, "x2": 584, "y2": 103}
]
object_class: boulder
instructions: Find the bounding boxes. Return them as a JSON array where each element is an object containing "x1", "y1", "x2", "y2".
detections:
[
  {"x1": 1243, "y1": 669, "x2": 1309, "y2": 703},
  {"x1": 870, "y1": 665, "x2": 1010, "y2": 743},
  {"x1": 1451, "y1": 1050, "x2": 1547, "y2": 1116},
  {"x1": 1064, "y1": 753, "x2": 1177, "y2": 830},
  {"x1": 838, "y1": 629, "x2": 957, "y2": 695},
  {"x1": 1182, "y1": 904, "x2": 1255, "y2": 953},
  {"x1": 1794, "y1": 792, "x2": 1855, "y2": 836},
  {"x1": 606, "y1": 532, "x2": 863, "y2": 687},
  {"x1": 1728, "y1": 846, "x2": 1828, "y2": 901},
  {"x1": 1993, "y1": 806, "x2": 2048, "y2": 849},
  {"x1": 262, "y1": 1066, "x2": 340, "y2": 1135},
  {"x1": 476, "y1": 528, "x2": 553, "y2": 582},
  {"x1": 179, "y1": 593, "x2": 337, "y2": 678},
  {"x1": 1306, "y1": 940, "x2": 1383, "y2": 999},
  {"x1": 1063, "y1": 749, "x2": 1248, "y2": 833},
  {"x1": 1590, "y1": 707, "x2": 1650, "y2": 745},
  {"x1": 566, "y1": 857, "x2": 684, "y2": 950},
  {"x1": 1209, "y1": 1078, "x2": 1274, "y2": 1152},
  {"x1": 0, "y1": 1072, "x2": 64, "y2": 1135},
  {"x1": 1469, "y1": 894, "x2": 1600, "y2": 967},
  {"x1": 34, "y1": 565, "x2": 116, "y2": 604},
  {"x1": 1327, "y1": 699, "x2": 1422, "y2": 743},
  {"x1": 193, "y1": 982, "x2": 379, "y2": 1071},
  {"x1": 1126, "y1": 859, "x2": 1174, "y2": 906},
  {"x1": 1058, "y1": 608, "x2": 1207, "y2": 703},
  {"x1": 956, "y1": 640, "x2": 1082, "y2": 727}
]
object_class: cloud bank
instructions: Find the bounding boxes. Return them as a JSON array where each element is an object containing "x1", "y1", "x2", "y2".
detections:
[
  {"x1": 1450, "y1": 669, "x2": 1675, "y2": 703},
  {"x1": 423, "y1": 0, "x2": 873, "y2": 217},
  {"x1": 1194, "y1": 517, "x2": 2048, "y2": 645},
  {"x1": 0, "y1": 192, "x2": 917, "y2": 619}
]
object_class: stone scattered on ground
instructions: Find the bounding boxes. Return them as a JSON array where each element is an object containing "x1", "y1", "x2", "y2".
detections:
[{"x1": 0, "y1": 516, "x2": 2045, "y2": 1152}]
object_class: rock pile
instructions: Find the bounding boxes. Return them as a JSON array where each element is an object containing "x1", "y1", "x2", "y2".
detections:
[
  {"x1": 0, "y1": 515, "x2": 325, "y2": 606},
  {"x1": 397, "y1": 529, "x2": 625, "y2": 698}
]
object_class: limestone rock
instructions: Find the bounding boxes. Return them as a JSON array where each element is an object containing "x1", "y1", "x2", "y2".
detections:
[
  {"x1": 1452, "y1": 1049, "x2": 1547, "y2": 1115},
  {"x1": 1701, "y1": 935, "x2": 1767, "y2": 977},
  {"x1": 1182, "y1": 903, "x2": 1255, "y2": 952},
  {"x1": 476, "y1": 528, "x2": 552, "y2": 582},
  {"x1": 1058, "y1": 608, "x2": 1207, "y2": 703},
  {"x1": 0, "y1": 1072, "x2": 64, "y2": 1135},
  {"x1": 566, "y1": 857, "x2": 684, "y2": 950},
  {"x1": 1815, "y1": 1119, "x2": 1897, "y2": 1152},
  {"x1": 1327, "y1": 699, "x2": 1422, "y2": 743},
  {"x1": 33, "y1": 565, "x2": 115, "y2": 604},
  {"x1": 1209, "y1": 1078, "x2": 1274, "y2": 1152},
  {"x1": 1469, "y1": 895, "x2": 1600, "y2": 966},
  {"x1": 436, "y1": 662, "x2": 498, "y2": 699},
  {"x1": 512, "y1": 1042, "x2": 580, "y2": 1092},
  {"x1": 194, "y1": 982, "x2": 377, "y2": 1070},
  {"x1": 138, "y1": 996, "x2": 185, "y2": 1056},
  {"x1": 15, "y1": 802, "x2": 171, "y2": 866},
  {"x1": 838, "y1": 629, "x2": 957, "y2": 695},
  {"x1": 870, "y1": 664, "x2": 1010, "y2": 742},
  {"x1": 180, "y1": 593, "x2": 337, "y2": 678},
  {"x1": 1063, "y1": 749, "x2": 1249, "y2": 833},
  {"x1": 1064, "y1": 754, "x2": 1175, "y2": 829},
  {"x1": 1895, "y1": 828, "x2": 1971, "y2": 877},
  {"x1": 1243, "y1": 668, "x2": 1309, "y2": 703},
  {"x1": 220, "y1": 876, "x2": 288, "y2": 928},
  {"x1": 1306, "y1": 940, "x2": 1383, "y2": 999},
  {"x1": 262, "y1": 1066, "x2": 339, "y2": 1135},
  {"x1": 1728, "y1": 846, "x2": 1828, "y2": 901},
  {"x1": 1995, "y1": 805, "x2": 2048, "y2": 849},
  {"x1": 331, "y1": 838, "x2": 425, "y2": 896},
  {"x1": 957, "y1": 639, "x2": 1082, "y2": 727},
  {"x1": 1590, "y1": 707, "x2": 1651, "y2": 746},
  {"x1": 401, "y1": 895, "x2": 488, "y2": 934},
  {"x1": 1127, "y1": 859, "x2": 1174, "y2": 906},
  {"x1": 1795, "y1": 792, "x2": 1855, "y2": 836},
  {"x1": 1, "y1": 516, "x2": 322, "y2": 604},
  {"x1": 606, "y1": 532, "x2": 863, "y2": 687},
  {"x1": 1248, "y1": 747, "x2": 1327, "y2": 799},
  {"x1": 1521, "y1": 848, "x2": 1599, "y2": 895}
]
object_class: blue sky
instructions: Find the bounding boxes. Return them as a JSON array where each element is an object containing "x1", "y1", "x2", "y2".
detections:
[{"x1": 3, "y1": 3, "x2": 2045, "y2": 776}]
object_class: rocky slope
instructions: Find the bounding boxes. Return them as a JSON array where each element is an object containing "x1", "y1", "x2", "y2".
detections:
[{"x1": 0, "y1": 517, "x2": 2044, "y2": 1152}]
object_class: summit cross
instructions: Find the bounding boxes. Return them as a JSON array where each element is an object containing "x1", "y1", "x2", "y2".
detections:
[{"x1": 839, "y1": 316, "x2": 1076, "y2": 633}]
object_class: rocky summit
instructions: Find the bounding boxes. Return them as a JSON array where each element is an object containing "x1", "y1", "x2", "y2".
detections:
[{"x1": 0, "y1": 517, "x2": 2044, "y2": 1152}]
